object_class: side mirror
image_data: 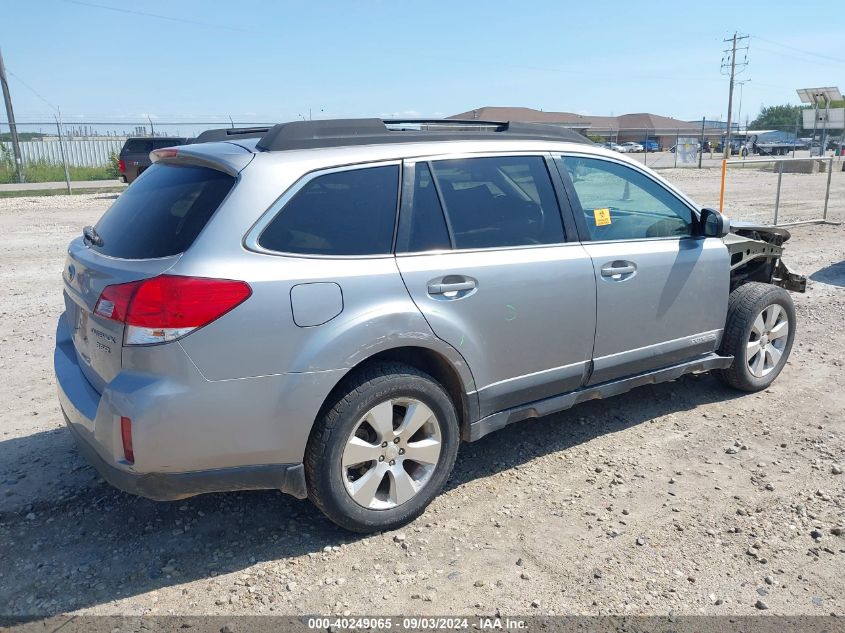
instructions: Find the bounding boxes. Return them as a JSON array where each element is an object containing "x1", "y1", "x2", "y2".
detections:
[{"x1": 699, "y1": 208, "x2": 730, "y2": 238}]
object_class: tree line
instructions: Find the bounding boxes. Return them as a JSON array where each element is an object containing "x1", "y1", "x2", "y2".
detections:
[{"x1": 750, "y1": 101, "x2": 845, "y2": 134}]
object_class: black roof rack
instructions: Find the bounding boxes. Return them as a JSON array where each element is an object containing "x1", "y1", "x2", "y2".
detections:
[
  {"x1": 188, "y1": 126, "x2": 271, "y2": 144},
  {"x1": 255, "y1": 118, "x2": 592, "y2": 152}
]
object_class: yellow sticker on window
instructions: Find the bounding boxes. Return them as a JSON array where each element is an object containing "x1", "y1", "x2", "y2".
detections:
[{"x1": 593, "y1": 208, "x2": 611, "y2": 226}]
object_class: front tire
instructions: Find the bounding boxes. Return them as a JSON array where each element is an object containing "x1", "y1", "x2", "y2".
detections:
[
  {"x1": 305, "y1": 362, "x2": 459, "y2": 533},
  {"x1": 716, "y1": 282, "x2": 796, "y2": 392}
]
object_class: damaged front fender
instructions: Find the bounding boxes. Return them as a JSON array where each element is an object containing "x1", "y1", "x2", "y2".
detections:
[
  {"x1": 773, "y1": 258, "x2": 807, "y2": 292},
  {"x1": 722, "y1": 223, "x2": 806, "y2": 293}
]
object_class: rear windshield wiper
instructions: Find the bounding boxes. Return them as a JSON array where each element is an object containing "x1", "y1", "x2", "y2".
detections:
[{"x1": 83, "y1": 225, "x2": 104, "y2": 247}]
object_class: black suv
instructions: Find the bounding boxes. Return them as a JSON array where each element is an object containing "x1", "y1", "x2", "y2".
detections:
[{"x1": 118, "y1": 137, "x2": 187, "y2": 183}]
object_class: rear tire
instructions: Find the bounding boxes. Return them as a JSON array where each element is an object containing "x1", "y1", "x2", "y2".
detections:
[
  {"x1": 305, "y1": 362, "x2": 459, "y2": 533},
  {"x1": 716, "y1": 282, "x2": 796, "y2": 392}
]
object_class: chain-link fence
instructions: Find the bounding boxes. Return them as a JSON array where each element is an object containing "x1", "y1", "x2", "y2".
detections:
[
  {"x1": 0, "y1": 120, "x2": 276, "y2": 185},
  {"x1": 1, "y1": 137, "x2": 124, "y2": 167},
  {"x1": 584, "y1": 125, "x2": 844, "y2": 225},
  {"x1": 1, "y1": 120, "x2": 842, "y2": 189},
  {"x1": 719, "y1": 156, "x2": 844, "y2": 225},
  {"x1": 586, "y1": 126, "x2": 844, "y2": 168}
]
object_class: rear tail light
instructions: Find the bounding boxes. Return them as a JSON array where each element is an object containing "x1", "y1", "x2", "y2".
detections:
[
  {"x1": 120, "y1": 416, "x2": 134, "y2": 463},
  {"x1": 94, "y1": 275, "x2": 251, "y2": 345},
  {"x1": 118, "y1": 159, "x2": 126, "y2": 173}
]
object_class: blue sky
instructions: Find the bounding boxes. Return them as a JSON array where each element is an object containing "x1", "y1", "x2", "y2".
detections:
[{"x1": 2, "y1": 0, "x2": 843, "y2": 129}]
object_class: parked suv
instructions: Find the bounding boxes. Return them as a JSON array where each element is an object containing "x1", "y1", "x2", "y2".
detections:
[
  {"x1": 118, "y1": 136, "x2": 187, "y2": 183},
  {"x1": 55, "y1": 119, "x2": 805, "y2": 532}
]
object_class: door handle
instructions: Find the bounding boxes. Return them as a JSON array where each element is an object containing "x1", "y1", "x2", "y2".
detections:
[
  {"x1": 601, "y1": 265, "x2": 635, "y2": 276},
  {"x1": 600, "y1": 261, "x2": 637, "y2": 280},
  {"x1": 427, "y1": 280, "x2": 476, "y2": 294}
]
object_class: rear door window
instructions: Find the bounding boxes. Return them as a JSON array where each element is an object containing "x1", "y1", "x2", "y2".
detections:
[
  {"x1": 403, "y1": 162, "x2": 452, "y2": 252},
  {"x1": 92, "y1": 163, "x2": 235, "y2": 259},
  {"x1": 258, "y1": 165, "x2": 399, "y2": 256},
  {"x1": 428, "y1": 156, "x2": 564, "y2": 249}
]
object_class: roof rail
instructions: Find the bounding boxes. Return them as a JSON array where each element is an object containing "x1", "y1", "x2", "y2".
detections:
[
  {"x1": 255, "y1": 118, "x2": 591, "y2": 152},
  {"x1": 189, "y1": 126, "x2": 271, "y2": 144}
]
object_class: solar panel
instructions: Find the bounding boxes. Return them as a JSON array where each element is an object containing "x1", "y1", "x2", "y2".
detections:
[{"x1": 796, "y1": 87, "x2": 842, "y2": 104}]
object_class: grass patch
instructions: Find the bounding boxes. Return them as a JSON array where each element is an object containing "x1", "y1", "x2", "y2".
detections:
[
  {"x1": 0, "y1": 186, "x2": 125, "y2": 199},
  {"x1": 0, "y1": 164, "x2": 117, "y2": 184},
  {"x1": 0, "y1": 150, "x2": 121, "y2": 183}
]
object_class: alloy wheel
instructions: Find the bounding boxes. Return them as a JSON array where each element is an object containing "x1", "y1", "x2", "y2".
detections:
[
  {"x1": 746, "y1": 303, "x2": 789, "y2": 378},
  {"x1": 341, "y1": 398, "x2": 442, "y2": 510}
]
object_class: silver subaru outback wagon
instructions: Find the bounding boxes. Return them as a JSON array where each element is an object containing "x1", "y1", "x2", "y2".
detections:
[{"x1": 55, "y1": 119, "x2": 804, "y2": 532}]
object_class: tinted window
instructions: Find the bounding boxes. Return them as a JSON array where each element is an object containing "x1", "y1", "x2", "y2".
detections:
[
  {"x1": 558, "y1": 156, "x2": 694, "y2": 240},
  {"x1": 121, "y1": 139, "x2": 152, "y2": 155},
  {"x1": 259, "y1": 165, "x2": 399, "y2": 256},
  {"x1": 430, "y1": 156, "x2": 564, "y2": 249},
  {"x1": 152, "y1": 138, "x2": 186, "y2": 149},
  {"x1": 93, "y1": 164, "x2": 235, "y2": 259},
  {"x1": 406, "y1": 163, "x2": 451, "y2": 252}
]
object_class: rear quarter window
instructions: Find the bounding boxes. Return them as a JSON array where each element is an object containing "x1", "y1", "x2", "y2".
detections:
[
  {"x1": 258, "y1": 165, "x2": 399, "y2": 256},
  {"x1": 92, "y1": 164, "x2": 235, "y2": 259}
]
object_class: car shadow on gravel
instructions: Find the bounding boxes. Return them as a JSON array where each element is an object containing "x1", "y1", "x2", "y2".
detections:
[
  {"x1": 810, "y1": 260, "x2": 845, "y2": 287},
  {"x1": 0, "y1": 373, "x2": 742, "y2": 616},
  {"x1": 447, "y1": 372, "x2": 743, "y2": 491}
]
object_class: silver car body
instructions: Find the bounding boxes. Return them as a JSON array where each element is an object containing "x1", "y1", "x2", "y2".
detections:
[{"x1": 55, "y1": 134, "x2": 730, "y2": 500}]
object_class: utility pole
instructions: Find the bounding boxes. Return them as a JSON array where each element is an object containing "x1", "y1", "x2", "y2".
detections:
[
  {"x1": 720, "y1": 32, "x2": 749, "y2": 159},
  {"x1": 54, "y1": 112, "x2": 71, "y2": 195},
  {"x1": 0, "y1": 48, "x2": 24, "y2": 183}
]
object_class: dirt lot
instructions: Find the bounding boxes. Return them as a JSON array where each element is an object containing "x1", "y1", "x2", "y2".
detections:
[{"x1": 0, "y1": 166, "x2": 843, "y2": 619}]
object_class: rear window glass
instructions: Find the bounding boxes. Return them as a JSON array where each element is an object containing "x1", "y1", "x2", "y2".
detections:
[
  {"x1": 258, "y1": 165, "x2": 399, "y2": 256},
  {"x1": 92, "y1": 164, "x2": 235, "y2": 259},
  {"x1": 152, "y1": 138, "x2": 186, "y2": 148},
  {"x1": 121, "y1": 139, "x2": 152, "y2": 154}
]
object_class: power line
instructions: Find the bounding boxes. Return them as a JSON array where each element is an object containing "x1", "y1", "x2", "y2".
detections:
[
  {"x1": 61, "y1": 0, "x2": 251, "y2": 33},
  {"x1": 752, "y1": 35, "x2": 845, "y2": 66},
  {"x1": 6, "y1": 69, "x2": 59, "y2": 114},
  {"x1": 752, "y1": 44, "x2": 845, "y2": 71}
]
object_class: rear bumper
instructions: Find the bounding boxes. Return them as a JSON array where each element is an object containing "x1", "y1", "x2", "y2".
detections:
[
  {"x1": 53, "y1": 312, "x2": 328, "y2": 500},
  {"x1": 64, "y1": 413, "x2": 306, "y2": 500}
]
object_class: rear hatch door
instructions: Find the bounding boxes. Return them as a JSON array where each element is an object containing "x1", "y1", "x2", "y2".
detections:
[
  {"x1": 63, "y1": 161, "x2": 238, "y2": 392},
  {"x1": 63, "y1": 244, "x2": 178, "y2": 393}
]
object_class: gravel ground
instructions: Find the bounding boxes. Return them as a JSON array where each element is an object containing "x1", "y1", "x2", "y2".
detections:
[{"x1": 0, "y1": 167, "x2": 843, "y2": 618}]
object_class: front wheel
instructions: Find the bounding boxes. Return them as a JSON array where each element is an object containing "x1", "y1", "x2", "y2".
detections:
[
  {"x1": 304, "y1": 362, "x2": 460, "y2": 533},
  {"x1": 716, "y1": 282, "x2": 796, "y2": 392}
]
